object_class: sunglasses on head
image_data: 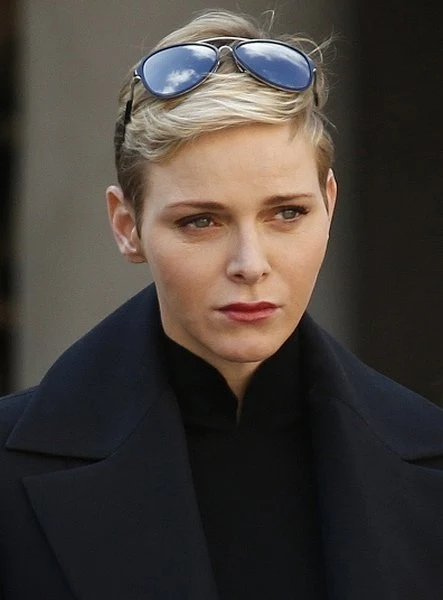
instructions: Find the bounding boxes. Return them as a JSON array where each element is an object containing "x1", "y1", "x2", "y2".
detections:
[{"x1": 123, "y1": 37, "x2": 317, "y2": 128}]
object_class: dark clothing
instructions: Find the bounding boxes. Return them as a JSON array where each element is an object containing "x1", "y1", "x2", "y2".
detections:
[
  {"x1": 1, "y1": 284, "x2": 443, "y2": 599},
  {"x1": 164, "y1": 331, "x2": 326, "y2": 599}
]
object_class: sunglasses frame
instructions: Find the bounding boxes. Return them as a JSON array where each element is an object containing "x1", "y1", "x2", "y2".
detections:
[{"x1": 123, "y1": 37, "x2": 317, "y2": 129}]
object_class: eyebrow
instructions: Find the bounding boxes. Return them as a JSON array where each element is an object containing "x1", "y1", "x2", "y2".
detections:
[
  {"x1": 163, "y1": 194, "x2": 316, "y2": 211},
  {"x1": 263, "y1": 193, "x2": 316, "y2": 206}
]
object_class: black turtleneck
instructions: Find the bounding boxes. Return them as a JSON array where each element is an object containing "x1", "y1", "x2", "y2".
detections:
[{"x1": 162, "y1": 329, "x2": 326, "y2": 599}]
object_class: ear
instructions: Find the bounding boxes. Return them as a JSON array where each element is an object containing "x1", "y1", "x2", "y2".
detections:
[
  {"x1": 106, "y1": 185, "x2": 146, "y2": 264},
  {"x1": 325, "y1": 168, "x2": 338, "y2": 222}
]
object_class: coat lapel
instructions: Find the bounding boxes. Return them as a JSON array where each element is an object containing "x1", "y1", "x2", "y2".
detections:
[
  {"x1": 7, "y1": 285, "x2": 217, "y2": 599},
  {"x1": 300, "y1": 315, "x2": 443, "y2": 599},
  {"x1": 22, "y1": 388, "x2": 217, "y2": 599}
]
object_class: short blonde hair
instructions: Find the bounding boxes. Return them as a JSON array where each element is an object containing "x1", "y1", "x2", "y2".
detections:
[{"x1": 114, "y1": 10, "x2": 334, "y2": 231}]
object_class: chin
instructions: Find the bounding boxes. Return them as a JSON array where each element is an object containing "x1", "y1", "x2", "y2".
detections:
[{"x1": 213, "y1": 339, "x2": 283, "y2": 365}]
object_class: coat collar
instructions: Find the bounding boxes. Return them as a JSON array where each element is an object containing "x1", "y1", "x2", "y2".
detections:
[
  {"x1": 7, "y1": 285, "x2": 166, "y2": 458},
  {"x1": 7, "y1": 283, "x2": 443, "y2": 461},
  {"x1": 299, "y1": 314, "x2": 443, "y2": 461}
]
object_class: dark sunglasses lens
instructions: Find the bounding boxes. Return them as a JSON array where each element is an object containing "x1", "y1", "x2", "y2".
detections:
[
  {"x1": 235, "y1": 41, "x2": 312, "y2": 91},
  {"x1": 140, "y1": 44, "x2": 218, "y2": 97}
]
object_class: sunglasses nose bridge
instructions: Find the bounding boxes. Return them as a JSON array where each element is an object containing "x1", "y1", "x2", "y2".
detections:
[
  {"x1": 218, "y1": 44, "x2": 234, "y2": 56},
  {"x1": 217, "y1": 44, "x2": 245, "y2": 74},
  {"x1": 217, "y1": 44, "x2": 238, "y2": 66}
]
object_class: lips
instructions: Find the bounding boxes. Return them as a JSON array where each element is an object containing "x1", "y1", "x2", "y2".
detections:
[{"x1": 218, "y1": 302, "x2": 278, "y2": 322}]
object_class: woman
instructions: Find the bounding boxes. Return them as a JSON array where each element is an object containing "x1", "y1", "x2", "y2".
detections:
[{"x1": 1, "y1": 9, "x2": 443, "y2": 600}]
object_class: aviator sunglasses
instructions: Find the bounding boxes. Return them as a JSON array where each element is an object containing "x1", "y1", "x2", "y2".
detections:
[{"x1": 123, "y1": 37, "x2": 317, "y2": 128}]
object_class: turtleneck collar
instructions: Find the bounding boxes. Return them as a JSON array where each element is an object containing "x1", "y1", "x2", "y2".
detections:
[{"x1": 161, "y1": 328, "x2": 302, "y2": 430}]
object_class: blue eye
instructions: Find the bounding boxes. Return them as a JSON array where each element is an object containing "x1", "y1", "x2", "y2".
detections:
[
  {"x1": 275, "y1": 205, "x2": 309, "y2": 221},
  {"x1": 280, "y1": 208, "x2": 299, "y2": 219},
  {"x1": 189, "y1": 216, "x2": 213, "y2": 228},
  {"x1": 178, "y1": 214, "x2": 215, "y2": 229},
  {"x1": 277, "y1": 207, "x2": 304, "y2": 221}
]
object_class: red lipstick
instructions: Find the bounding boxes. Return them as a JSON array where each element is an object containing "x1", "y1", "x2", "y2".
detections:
[{"x1": 218, "y1": 302, "x2": 278, "y2": 322}]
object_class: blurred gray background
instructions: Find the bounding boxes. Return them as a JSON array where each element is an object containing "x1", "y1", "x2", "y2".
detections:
[{"x1": 1, "y1": 0, "x2": 442, "y2": 405}]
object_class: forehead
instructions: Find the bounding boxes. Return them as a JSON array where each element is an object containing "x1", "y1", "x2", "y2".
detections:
[{"x1": 145, "y1": 123, "x2": 320, "y2": 202}]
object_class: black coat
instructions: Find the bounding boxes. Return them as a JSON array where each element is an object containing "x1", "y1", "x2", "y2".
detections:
[{"x1": 1, "y1": 284, "x2": 443, "y2": 599}]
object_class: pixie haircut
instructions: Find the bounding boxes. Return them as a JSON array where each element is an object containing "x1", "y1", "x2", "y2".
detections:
[{"x1": 114, "y1": 10, "x2": 334, "y2": 232}]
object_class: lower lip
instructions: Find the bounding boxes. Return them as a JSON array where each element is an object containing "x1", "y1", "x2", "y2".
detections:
[{"x1": 219, "y1": 307, "x2": 277, "y2": 322}]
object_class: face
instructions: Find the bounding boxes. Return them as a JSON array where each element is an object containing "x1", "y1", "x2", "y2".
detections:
[{"x1": 108, "y1": 123, "x2": 336, "y2": 383}]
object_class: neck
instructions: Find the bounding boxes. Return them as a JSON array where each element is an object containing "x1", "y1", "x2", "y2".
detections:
[{"x1": 217, "y1": 360, "x2": 261, "y2": 406}]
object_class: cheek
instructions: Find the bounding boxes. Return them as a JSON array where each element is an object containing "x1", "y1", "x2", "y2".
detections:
[
  {"x1": 302, "y1": 239, "x2": 329, "y2": 283},
  {"x1": 309, "y1": 233, "x2": 329, "y2": 265},
  {"x1": 147, "y1": 249, "x2": 184, "y2": 290},
  {"x1": 146, "y1": 241, "x2": 215, "y2": 305},
  {"x1": 282, "y1": 227, "x2": 329, "y2": 275}
]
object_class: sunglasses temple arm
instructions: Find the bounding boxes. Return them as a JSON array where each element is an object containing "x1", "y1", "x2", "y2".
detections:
[
  {"x1": 312, "y1": 69, "x2": 319, "y2": 107},
  {"x1": 123, "y1": 75, "x2": 140, "y2": 126}
]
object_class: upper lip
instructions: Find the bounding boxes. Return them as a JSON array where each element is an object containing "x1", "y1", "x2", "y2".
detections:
[{"x1": 219, "y1": 302, "x2": 278, "y2": 312}]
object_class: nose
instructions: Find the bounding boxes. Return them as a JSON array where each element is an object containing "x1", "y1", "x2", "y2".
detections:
[{"x1": 226, "y1": 227, "x2": 271, "y2": 284}]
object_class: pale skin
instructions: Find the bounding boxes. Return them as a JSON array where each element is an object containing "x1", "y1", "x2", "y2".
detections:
[{"x1": 107, "y1": 122, "x2": 337, "y2": 409}]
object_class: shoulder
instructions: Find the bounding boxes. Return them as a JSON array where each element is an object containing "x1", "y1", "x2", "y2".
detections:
[
  {"x1": 301, "y1": 312, "x2": 431, "y2": 402},
  {"x1": 300, "y1": 314, "x2": 443, "y2": 460},
  {"x1": 0, "y1": 284, "x2": 168, "y2": 460}
]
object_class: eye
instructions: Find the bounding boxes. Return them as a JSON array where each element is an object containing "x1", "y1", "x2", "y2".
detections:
[
  {"x1": 275, "y1": 206, "x2": 308, "y2": 221},
  {"x1": 177, "y1": 214, "x2": 215, "y2": 229}
]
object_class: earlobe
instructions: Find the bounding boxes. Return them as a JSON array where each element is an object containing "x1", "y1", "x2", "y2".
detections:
[{"x1": 106, "y1": 185, "x2": 146, "y2": 264}]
